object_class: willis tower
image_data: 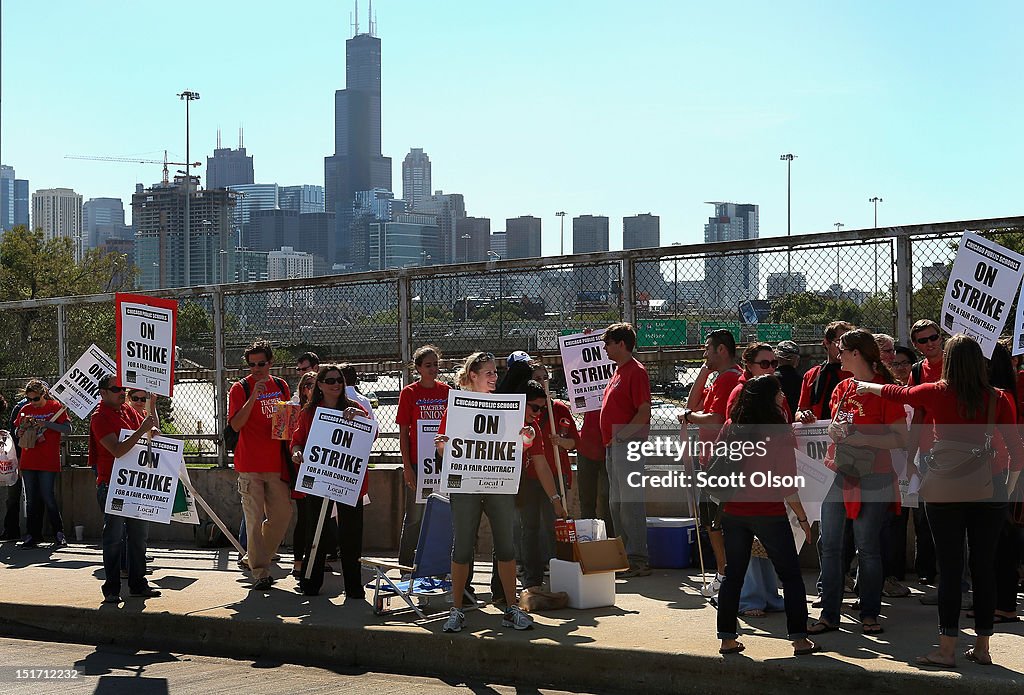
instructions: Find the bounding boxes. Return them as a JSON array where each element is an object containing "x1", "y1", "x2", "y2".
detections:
[{"x1": 325, "y1": 4, "x2": 392, "y2": 265}]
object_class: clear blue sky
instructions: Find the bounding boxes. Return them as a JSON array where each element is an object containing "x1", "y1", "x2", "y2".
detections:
[{"x1": 3, "y1": 1, "x2": 1022, "y2": 256}]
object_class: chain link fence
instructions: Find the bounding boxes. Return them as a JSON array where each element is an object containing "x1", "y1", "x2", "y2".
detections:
[{"x1": 1, "y1": 218, "x2": 1021, "y2": 464}]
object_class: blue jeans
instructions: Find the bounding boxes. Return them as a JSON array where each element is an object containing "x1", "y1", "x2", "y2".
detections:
[
  {"x1": 740, "y1": 555, "x2": 785, "y2": 613},
  {"x1": 97, "y1": 483, "x2": 150, "y2": 596},
  {"x1": 718, "y1": 513, "x2": 808, "y2": 640},
  {"x1": 819, "y1": 472, "x2": 891, "y2": 624},
  {"x1": 22, "y1": 469, "x2": 63, "y2": 539},
  {"x1": 606, "y1": 442, "x2": 648, "y2": 565}
]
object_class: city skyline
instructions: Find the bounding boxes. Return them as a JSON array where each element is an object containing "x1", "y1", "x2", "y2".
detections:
[{"x1": 2, "y1": 1, "x2": 1022, "y2": 258}]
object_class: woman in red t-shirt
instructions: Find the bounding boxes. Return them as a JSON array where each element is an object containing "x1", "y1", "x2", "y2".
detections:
[
  {"x1": 726, "y1": 343, "x2": 792, "y2": 423},
  {"x1": 14, "y1": 379, "x2": 72, "y2": 548},
  {"x1": 289, "y1": 364, "x2": 367, "y2": 597},
  {"x1": 396, "y1": 345, "x2": 451, "y2": 567},
  {"x1": 714, "y1": 374, "x2": 815, "y2": 657},
  {"x1": 857, "y1": 334, "x2": 1024, "y2": 668},
  {"x1": 811, "y1": 329, "x2": 906, "y2": 637}
]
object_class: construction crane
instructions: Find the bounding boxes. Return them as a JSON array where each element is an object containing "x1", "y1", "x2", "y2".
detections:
[{"x1": 65, "y1": 151, "x2": 201, "y2": 184}]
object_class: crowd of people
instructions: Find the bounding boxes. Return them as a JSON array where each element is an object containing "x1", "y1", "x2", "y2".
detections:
[{"x1": 1, "y1": 320, "x2": 1022, "y2": 665}]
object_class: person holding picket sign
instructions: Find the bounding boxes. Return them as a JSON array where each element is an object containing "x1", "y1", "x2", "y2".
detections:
[
  {"x1": 397, "y1": 345, "x2": 450, "y2": 568},
  {"x1": 437, "y1": 351, "x2": 536, "y2": 633},
  {"x1": 14, "y1": 379, "x2": 71, "y2": 549},
  {"x1": 289, "y1": 364, "x2": 368, "y2": 597}
]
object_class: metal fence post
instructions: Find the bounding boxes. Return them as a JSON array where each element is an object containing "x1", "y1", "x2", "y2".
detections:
[
  {"x1": 213, "y1": 286, "x2": 227, "y2": 468},
  {"x1": 56, "y1": 304, "x2": 68, "y2": 377},
  {"x1": 622, "y1": 257, "x2": 636, "y2": 326},
  {"x1": 398, "y1": 273, "x2": 412, "y2": 388},
  {"x1": 896, "y1": 231, "x2": 912, "y2": 346}
]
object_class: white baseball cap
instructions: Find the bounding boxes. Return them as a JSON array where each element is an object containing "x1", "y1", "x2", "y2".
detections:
[{"x1": 507, "y1": 350, "x2": 532, "y2": 364}]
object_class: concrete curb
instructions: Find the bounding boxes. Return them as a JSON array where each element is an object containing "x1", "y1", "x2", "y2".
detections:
[{"x1": 1, "y1": 601, "x2": 1018, "y2": 694}]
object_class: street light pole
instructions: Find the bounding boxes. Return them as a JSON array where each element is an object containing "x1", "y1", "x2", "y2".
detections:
[
  {"x1": 178, "y1": 90, "x2": 200, "y2": 287},
  {"x1": 780, "y1": 153, "x2": 796, "y2": 290},
  {"x1": 869, "y1": 196, "x2": 883, "y2": 294},
  {"x1": 556, "y1": 211, "x2": 567, "y2": 256}
]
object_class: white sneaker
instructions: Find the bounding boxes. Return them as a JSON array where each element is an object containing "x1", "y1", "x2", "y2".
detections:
[
  {"x1": 501, "y1": 604, "x2": 534, "y2": 630},
  {"x1": 442, "y1": 607, "x2": 465, "y2": 633},
  {"x1": 700, "y1": 573, "x2": 724, "y2": 597}
]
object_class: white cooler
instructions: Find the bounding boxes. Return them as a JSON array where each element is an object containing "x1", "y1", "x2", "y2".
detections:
[{"x1": 549, "y1": 558, "x2": 617, "y2": 609}]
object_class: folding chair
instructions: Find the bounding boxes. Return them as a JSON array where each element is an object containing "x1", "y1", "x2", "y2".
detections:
[{"x1": 360, "y1": 493, "x2": 474, "y2": 619}]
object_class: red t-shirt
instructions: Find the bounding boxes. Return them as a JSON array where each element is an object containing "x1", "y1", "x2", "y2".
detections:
[
  {"x1": 88, "y1": 401, "x2": 145, "y2": 484},
  {"x1": 290, "y1": 404, "x2": 371, "y2": 498},
  {"x1": 825, "y1": 377, "x2": 906, "y2": 476},
  {"x1": 396, "y1": 381, "x2": 450, "y2": 468},
  {"x1": 726, "y1": 373, "x2": 793, "y2": 424},
  {"x1": 599, "y1": 358, "x2": 651, "y2": 446},
  {"x1": 576, "y1": 410, "x2": 604, "y2": 461},
  {"x1": 697, "y1": 366, "x2": 742, "y2": 464},
  {"x1": 1016, "y1": 372, "x2": 1024, "y2": 424},
  {"x1": 525, "y1": 400, "x2": 578, "y2": 485},
  {"x1": 797, "y1": 363, "x2": 853, "y2": 419},
  {"x1": 722, "y1": 425, "x2": 799, "y2": 517},
  {"x1": 880, "y1": 383, "x2": 1024, "y2": 475},
  {"x1": 228, "y1": 375, "x2": 291, "y2": 473},
  {"x1": 15, "y1": 400, "x2": 69, "y2": 472}
]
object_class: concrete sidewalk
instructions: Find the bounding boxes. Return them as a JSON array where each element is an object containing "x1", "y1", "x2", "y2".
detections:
[{"x1": 0, "y1": 540, "x2": 1021, "y2": 694}]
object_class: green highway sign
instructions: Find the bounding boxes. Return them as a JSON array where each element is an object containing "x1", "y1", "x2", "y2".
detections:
[
  {"x1": 757, "y1": 324, "x2": 793, "y2": 342},
  {"x1": 638, "y1": 319, "x2": 688, "y2": 347}
]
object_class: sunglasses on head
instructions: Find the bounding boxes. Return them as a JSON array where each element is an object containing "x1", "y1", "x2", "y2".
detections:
[
  {"x1": 914, "y1": 334, "x2": 941, "y2": 345},
  {"x1": 527, "y1": 403, "x2": 545, "y2": 413},
  {"x1": 130, "y1": 395, "x2": 148, "y2": 403},
  {"x1": 473, "y1": 352, "x2": 495, "y2": 364},
  {"x1": 751, "y1": 359, "x2": 779, "y2": 369},
  {"x1": 319, "y1": 377, "x2": 344, "y2": 385},
  {"x1": 102, "y1": 386, "x2": 125, "y2": 393},
  {"x1": 247, "y1": 360, "x2": 269, "y2": 368}
]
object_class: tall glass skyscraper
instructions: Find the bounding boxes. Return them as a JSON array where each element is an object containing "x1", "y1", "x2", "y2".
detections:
[
  {"x1": 704, "y1": 202, "x2": 759, "y2": 309},
  {"x1": 325, "y1": 19, "x2": 392, "y2": 266}
]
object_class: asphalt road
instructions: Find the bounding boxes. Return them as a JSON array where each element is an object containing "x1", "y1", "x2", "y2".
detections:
[{"x1": 0, "y1": 637, "x2": 597, "y2": 695}]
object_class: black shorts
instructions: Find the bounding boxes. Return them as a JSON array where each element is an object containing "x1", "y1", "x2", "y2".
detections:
[{"x1": 697, "y1": 492, "x2": 722, "y2": 531}]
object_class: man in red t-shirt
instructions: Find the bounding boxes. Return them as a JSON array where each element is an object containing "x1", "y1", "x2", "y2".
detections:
[
  {"x1": 600, "y1": 322, "x2": 652, "y2": 577},
  {"x1": 89, "y1": 374, "x2": 161, "y2": 603},
  {"x1": 796, "y1": 321, "x2": 855, "y2": 423},
  {"x1": 227, "y1": 340, "x2": 293, "y2": 589},
  {"x1": 680, "y1": 329, "x2": 742, "y2": 594},
  {"x1": 906, "y1": 318, "x2": 944, "y2": 583}
]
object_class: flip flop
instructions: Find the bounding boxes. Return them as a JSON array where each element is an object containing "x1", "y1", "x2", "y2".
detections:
[
  {"x1": 808, "y1": 621, "x2": 839, "y2": 635},
  {"x1": 862, "y1": 622, "x2": 884, "y2": 635},
  {"x1": 965, "y1": 649, "x2": 993, "y2": 666},
  {"x1": 740, "y1": 609, "x2": 766, "y2": 618},
  {"x1": 914, "y1": 655, "x2": 957, "y2": 669},
  {"x1": 719, "y1": 643, "x2": 745, "y2": 655},
  {"x1": 794, "y1": 643, "x2": 822, "y2": 656}
]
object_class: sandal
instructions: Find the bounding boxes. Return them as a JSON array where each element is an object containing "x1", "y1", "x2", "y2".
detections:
[
  {"x1": 964, "y1": 648, "x2": 992, "y2": 666},
  {"x1": 719, "y1": 642, "x2": 745, "y2": 655},
  {"x1": 808, "y1": 621, "x2": 839, "y2": 635},
  {"x1": 739, "y1": 609, "x2": 766, "y2": 618},
  {"x1": 795, "y1": 643, "x2": 822, "y2": 656},
  {"x1": 914, "y1": 655, "x2": 957, "y2": 669},
  {"x1": 862, "y1": 622, "x2": 884, "y2": 635}
]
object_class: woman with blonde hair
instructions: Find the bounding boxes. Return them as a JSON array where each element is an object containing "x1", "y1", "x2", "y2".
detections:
[
  {"x1": 14, "y1": 379, "x2": 71, "y2": 548},
  {"x1": 856, "y1": 334, "x2": 1024, "y2": 667}
]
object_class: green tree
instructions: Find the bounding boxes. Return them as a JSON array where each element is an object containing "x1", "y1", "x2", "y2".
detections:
[
  {"x1": 768, "y1": 292, "x2": 863, "y2": 327},
  {"x1": 0, "y1": 226, "x2": 136, "y2": 378}
]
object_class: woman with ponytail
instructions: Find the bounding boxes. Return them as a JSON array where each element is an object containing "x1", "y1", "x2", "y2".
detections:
[{"x1": 810, "y1": 329, "x2": 907, "y2": 637}]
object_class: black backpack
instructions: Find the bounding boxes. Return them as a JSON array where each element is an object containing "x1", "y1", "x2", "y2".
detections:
[
  {"x1": 911, "y1": 360, "x2": 924, "y2": 386},
  {"x1": 223, "y1": 377, "x2": 288, "y2": 452}
]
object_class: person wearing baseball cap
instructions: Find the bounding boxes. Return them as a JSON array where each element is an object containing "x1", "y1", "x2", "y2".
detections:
[
  {"x1": 507, "y1": 350, "x2": 531, "y2": 365},
  {"x1": 775, "y1": 341, "x2": 802, "y2": 415}
]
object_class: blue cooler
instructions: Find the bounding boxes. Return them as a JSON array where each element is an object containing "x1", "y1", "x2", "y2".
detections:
[{"x1": 646, "y1": 517, "x2": 697, "y2": 569}]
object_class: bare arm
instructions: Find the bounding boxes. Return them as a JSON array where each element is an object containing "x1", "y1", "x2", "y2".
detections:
[
  {"x1": 99, "y1": 415, "x2": 158, "y2": 459},
  {"x1": 229, "y1": 379, "x2": 267, "y2": 432},
  {"x1": 531, "y1": 454, "x2": 566, "y2": 518},
  {"x1": 616, "y1": 402, "x2": 651, "y2": 440},
  {"x1": 685, "y1": 367, "x2": 711, "y2": 410}
]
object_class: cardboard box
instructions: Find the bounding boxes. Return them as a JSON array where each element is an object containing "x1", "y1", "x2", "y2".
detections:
[
  {"x1": 554, "y1": 520, "x2": 626, "y2": 571},
  {"x1": 549, "y1": 558, "x2": 617, "y2": 609}
]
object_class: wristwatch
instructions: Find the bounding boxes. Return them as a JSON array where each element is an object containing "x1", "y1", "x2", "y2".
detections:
[
  {"x1": 550, "y1": 494, "x2": 561, "y2": 502},
  {"x1": 682, "y1": 409, "x2": 692, "y2": 424}
]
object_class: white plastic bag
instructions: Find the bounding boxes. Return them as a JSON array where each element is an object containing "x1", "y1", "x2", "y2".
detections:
[{"x1": 0, "y1": 430, "x2": 19, "y2": 486}]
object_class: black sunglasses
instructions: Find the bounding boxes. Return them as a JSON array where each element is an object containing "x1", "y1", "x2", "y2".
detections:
[
  {"x1": 247, "y1": 360, "x2": 269, "y2": 368},
  {"x1": 527, "y1": 403, "x2": 545, "y2": 413},
  {"x1": 102, "y1": 386, "x2": 125, "y2": 393},
  {"x1": 319, "y1": 377, "x2": 344, "y2": 385},
  {"x1": 27, "y1": 396, "x2": 42, "y2": 402},
  {"x1": 130, "y1": 395, "x2": 148, "y2": 403},
  {"x1": 914, "y1": 334, "x2": 941, "y2": 345},
  {"x1": 751, "y1": 359, "x2": 779, "y2": 369}
]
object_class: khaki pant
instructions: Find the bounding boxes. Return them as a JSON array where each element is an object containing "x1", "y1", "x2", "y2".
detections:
[{"x1": 238, "y1": 472, "x2": 293, "y2": 580}]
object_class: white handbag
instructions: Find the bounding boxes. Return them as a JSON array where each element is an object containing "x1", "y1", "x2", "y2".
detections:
[{"x1": 0, "y1": 430, "x2": 19, "y2": 486}]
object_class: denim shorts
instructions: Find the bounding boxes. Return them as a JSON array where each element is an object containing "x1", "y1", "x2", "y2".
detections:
[{"x1": 450, "y1": 493, "x2": 516, "y2": 564}]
